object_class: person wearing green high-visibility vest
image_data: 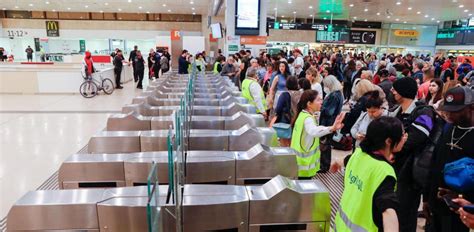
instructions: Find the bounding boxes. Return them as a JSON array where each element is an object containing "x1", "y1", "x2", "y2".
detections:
[
  {"x1": 212, "y1": 56, "x2": 225, "y2": 75},
  {"x1": 241, "y1": 67, "x2": 268, "y2": 119},
  {"x1": 331, "y1": 116, "x2": 408, "y2": 232},
  {"x1": 290, "y1": 89, "x2": 345, "y2": 179}
]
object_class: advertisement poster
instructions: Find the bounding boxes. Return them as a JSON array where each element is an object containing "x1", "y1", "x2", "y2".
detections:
[{"x1": 236, "y1": 0, "x2": 259, "y2": 29}]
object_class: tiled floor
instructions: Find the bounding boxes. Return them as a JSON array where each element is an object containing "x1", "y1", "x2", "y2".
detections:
[{"x1": 0, "y1": 81, "x2": 142, "y2": 218}]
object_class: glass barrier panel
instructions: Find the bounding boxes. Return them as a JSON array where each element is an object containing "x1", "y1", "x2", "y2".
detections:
[{"x1": 146, "y1": 163, "x2": 160, "y2": 232}]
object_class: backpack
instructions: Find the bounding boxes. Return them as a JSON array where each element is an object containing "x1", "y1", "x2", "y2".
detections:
[{"x1": 408, "y1": 105, "x2": 446, "y2": 190}]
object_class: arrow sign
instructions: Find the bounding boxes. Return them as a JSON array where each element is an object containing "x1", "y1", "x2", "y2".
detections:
[{"x1": 349, "y1": 30, "x2": 376, "y2": 44}]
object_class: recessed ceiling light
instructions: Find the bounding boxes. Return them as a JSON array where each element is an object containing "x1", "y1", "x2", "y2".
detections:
[
  {"x1": 67, "y1": 7, "x2": 71, "y2": 10},
  {"x1": 274, "y1": 8, "x2": 277, "y2": 10},
  {"x1": 469, "y1": 13, "x2": 473, "y2": 16},
  {"x1": 431, "y1": 18, "x2": 435, "y2": 20},
  {"x1": 288, "y1": 0, "x2": 292, "y2": 3},
  {"x1": 437, "y1": 20, "x2": 440, "y2": 23},
  {"x1": 424, "y1": 14, "x2": 429, "y2": 17},
  {"x1": 408, "y1": 7, "x2": 412, "y2": 10},
  {"x1": 293, "y1": 11, "x2": 296, "y2": 14},
  {"x1": 100, "y1": 10, "x2": 104, "y2": 13},
  {"x1": 349, "y1": 4, "x2": 354, "y2": 7},
  {"x1": 105, "y1": 3, "x2": 109, "y2": 5},
  {"x1": 15, "y1": 6, "x2": 19, "y2": 9},
  {"x1": 353, "y1": 16, "x2": 357, "y2": 19},
  {"x1": 163, "y1": 4, "x2": 166, "y2": 7},
  {"x1": 191, "y1": 7, "x2": 195, "y2": 10},
  {"x1": 2, "y1": 8, "x2": 6, "y2": 10},
  {"x1": 403, "y1": 21, "x2": 407, "y2": 23},
  {"x1": 190, "y1": 1, "x2": 194, "y2": 4},
  {"x1": 52, "y1": 9, "x2": 56, "y2": 12},
  {"x1": 167, "y1": 9, "x2": 171, "y2": 12},
  {"x1": 192, "y1": 12, "x2": 196, "y2": 15},
  {"x1": 464, "y1": 9, "x2": 469, "y2": 12},
  {"x1": 326, "y1": 10, "x2": 330, "y2": 13},
  {"x1": 323, "y1": 17, "x2": 327, "y2": 20},
  {"x1": 310, "y1": 14, "x2": 313, "y2": 17},
  {"x1": 376, "y1": 12, "x2": 380, "y2": 15},
  {"x1": 364, "y1": 19, "x2": 368, "y2": 22},
  {"x1": 364, "y1": 8, "x2": 368, "y2": 12},
  {"x1": 395, "y1": 18, "x2": 399, "y2": 21},
  {"x1": 282, "y1": 15, "x2": 285, "y2": 18},
  {"x1": 128, "y1": 0, "x2": 132, "y2": 2},
  {"x1": 417, "y1": 11, "x2": 421, "y2": 14},
  {"x1": 387, "y1": 15, "x2": 391, "y2": 18},
  {"x1": 309, "y1": 6, "x2": 313, "y2": 9},
  {"x1": 29, "y1": 3, "x2": 33, "y2": 7},
  {"x1": 146, "y1": 11, "x2": 150, "y2": 13},
  {"x1": 396, "y1": 1, "x2": 401, "y2": 5},
  {"x1": 118, "y1": 8, "x2": 122, "y2": 11},
  {"x1": 85, "y1": 5, "x2": 89, "y2": 8},
  {"x1": 139, "y1": 6, "x2": 142, "y2": 9},
  {"x1": 45, "y1": 1, "x2": 50, "y2": 4},
  {"x1": 459, "y1": 5, "x2": 464, "y2": 8}
]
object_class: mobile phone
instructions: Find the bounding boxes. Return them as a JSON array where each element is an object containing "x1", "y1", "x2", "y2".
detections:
[
  {"x1": 443, "y1": 195, "x2": 461, "y2": 210},
  {"x1": 464, "y1": 205, "x2": 474, "y2": 214}
]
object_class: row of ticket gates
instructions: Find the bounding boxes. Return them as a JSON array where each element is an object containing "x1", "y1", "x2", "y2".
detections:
[{"x1": 6, "y1": 72, "x2": 332, "y2": 232}]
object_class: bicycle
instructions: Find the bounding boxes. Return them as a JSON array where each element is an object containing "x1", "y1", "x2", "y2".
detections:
[{"x1": 79, "y1": 72, "x2": 115, "y2": 98}]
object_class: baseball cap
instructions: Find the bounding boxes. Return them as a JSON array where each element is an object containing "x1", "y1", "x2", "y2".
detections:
[{"x1": 439, "y1": 86, "x2": 474, "y2": 112}]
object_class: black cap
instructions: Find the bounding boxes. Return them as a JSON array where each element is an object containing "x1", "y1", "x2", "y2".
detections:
[{"x1": 439, "y1": 86, "x2": 474, "y2": 112}]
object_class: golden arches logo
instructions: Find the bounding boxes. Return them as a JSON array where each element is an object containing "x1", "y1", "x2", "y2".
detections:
[{"x1": 46, "y1": 21, "x2": 58, "y2": 30}]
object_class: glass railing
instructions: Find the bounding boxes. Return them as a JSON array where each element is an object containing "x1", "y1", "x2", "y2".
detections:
[{"x1": 146, "y1": 163, "x2": 160, "y2": 232}]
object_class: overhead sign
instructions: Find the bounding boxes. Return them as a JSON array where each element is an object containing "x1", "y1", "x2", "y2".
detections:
[
  {"x1": 316, "y1": 31, "x2": 349, "y2": 43},
  {"x1": 240, "y1": 36, "x2": 267, "y2": 45},
  {"x1": 393, "y1": 30, "x2": 419, "y2": 37},
  {"x1": 349, "y1": 30, "x2": 376, "y2": 44},
  {"x1": 45, "y1": 21, "x2": 59, "y2": 37}
]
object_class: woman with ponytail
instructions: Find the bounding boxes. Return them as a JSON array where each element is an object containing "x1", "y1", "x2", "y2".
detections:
[{"x1": 290, "y1": 89, "x2": 345, "y2": 179}]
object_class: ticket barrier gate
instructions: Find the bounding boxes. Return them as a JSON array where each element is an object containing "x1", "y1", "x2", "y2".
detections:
[
  {"x1": 58, "y1": 144, "x2": 297, "y2": 188},
  {"x1": 131, "y1": 95, "x2": 248, "y2": 107},
  {"x1": 87, "y1": 124, "x2": 276, "y2": 153},
  {"x1": 7, "y1": 176, "x2": 330, "y2": 232},
  {"x1": 106, "y1": 111, "x2": 264, "y2": 131},
  {"x1": 121, "y1": 102, "x2": 256, "y2": 117}
]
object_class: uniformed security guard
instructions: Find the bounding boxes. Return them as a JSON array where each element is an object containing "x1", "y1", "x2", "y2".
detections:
[
  {"x1": 290, "y1": 90, "x2": 344, "y2": 178},
  {"x1": 334, "y1": 116, "x2": 407, "y2": 232},
  {"x1": 241, "y1": 67, "x2": 268, "y2": 118}
]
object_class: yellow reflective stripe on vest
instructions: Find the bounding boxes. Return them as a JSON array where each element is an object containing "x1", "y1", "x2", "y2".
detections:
[
  {"x1": 298, "y1": 160, "x2": 319, "y2": 171},
  {"x1": 337, "y1": 208, "x2": 368, "y2": 232},
  {"x1": 294, "y1": 146, "x2": 320, "y2": 158}
]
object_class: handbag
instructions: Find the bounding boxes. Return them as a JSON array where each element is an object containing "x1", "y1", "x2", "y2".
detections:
[
  {"x1": 272, "y1": 123, "x2": 292, "y2": 139},
  {"x1": 444, "y1": 157, "x2": 474, "y2": 193}
]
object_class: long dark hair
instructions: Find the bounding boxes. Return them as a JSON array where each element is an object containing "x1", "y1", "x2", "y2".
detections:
[
  {"x1": 425, "y1": 79, "x2": 444, "y2": 104},
  {"x1": 360, "y1": 116, "x2": 404, "y2": 154},
  {"x1": 277, "y1": 61, "x2": 291, "y2": 77},
  {"x1": 291, "y1": 90, "x2": 319, "y2": 127}
]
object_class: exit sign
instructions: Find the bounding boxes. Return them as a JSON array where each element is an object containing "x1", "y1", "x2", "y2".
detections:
[{"x1": 274, "y1": 22, "x2": 280, "y2": 29}]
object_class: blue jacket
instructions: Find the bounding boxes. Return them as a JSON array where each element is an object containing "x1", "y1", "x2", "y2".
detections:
[{"x1": 320, "y1": 90, "x2": 344, "y2": 126}]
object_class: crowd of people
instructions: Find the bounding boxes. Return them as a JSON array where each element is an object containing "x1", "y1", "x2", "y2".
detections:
[{"x1": 230, "y1": 48, "x2": 473, "y2": 232}]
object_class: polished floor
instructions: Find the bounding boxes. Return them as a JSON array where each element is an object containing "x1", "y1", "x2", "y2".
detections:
[{"x1": 0, "y1": 80, "x2": 143, "y2": 218}]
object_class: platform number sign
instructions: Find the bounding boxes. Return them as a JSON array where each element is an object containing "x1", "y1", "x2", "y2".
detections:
[{"x1": 46, "y1": 21, "x2": 60, "y2": 37}]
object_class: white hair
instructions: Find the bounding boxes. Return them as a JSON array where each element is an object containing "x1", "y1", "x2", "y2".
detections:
[{"x1": 322, "y1": 75, "x2": 343, "y2": 92}]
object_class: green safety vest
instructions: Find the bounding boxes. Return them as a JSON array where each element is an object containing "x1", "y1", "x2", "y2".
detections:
[
  {"x1": 213, "y1": 62, "x2": 220, "y2": 74},
  {"x1": 241, "y1": 79, "x2": 267, "y2": 113},
  {"x1": 335, "y1": 148, "x2": 397, "y2": 232},
  {"x1": 290, "y1": 111, "x2": 320, "y2": 177}
]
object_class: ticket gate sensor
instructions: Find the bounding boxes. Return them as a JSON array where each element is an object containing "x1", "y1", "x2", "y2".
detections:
[{"x1": 121, "y1": 102, "x2": 256, "y2": 117}]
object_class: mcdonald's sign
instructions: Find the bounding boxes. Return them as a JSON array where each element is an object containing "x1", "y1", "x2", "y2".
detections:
[{"x1": 46, "y1": 21, "x2": 60, "y2": 37}]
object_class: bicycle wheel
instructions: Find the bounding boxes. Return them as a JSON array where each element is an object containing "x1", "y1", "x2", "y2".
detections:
[
  {"x1": 101, "y1": 78, "x2": 115, "y2": 95},
  {"x1": 79, "y1": 80, "x2": 98, "y2": 98}
]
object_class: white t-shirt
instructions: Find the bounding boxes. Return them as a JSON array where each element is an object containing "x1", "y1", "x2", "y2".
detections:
[{"x1": 311, "y1": 82, "x2": 323, "y2": 97}]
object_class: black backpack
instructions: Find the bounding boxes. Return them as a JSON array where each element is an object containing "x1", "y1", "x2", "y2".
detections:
[{"x1": 408, "y1": 105, "x2": 445, "y2": 190}]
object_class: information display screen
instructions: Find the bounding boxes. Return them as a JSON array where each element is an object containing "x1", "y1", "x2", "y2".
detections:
[
  {"x1": 210, "y1": 23, "x2": 223, "y2": 39},
  {"x1": 235, "y1": 0, "x2": 260, "y2": 35}
]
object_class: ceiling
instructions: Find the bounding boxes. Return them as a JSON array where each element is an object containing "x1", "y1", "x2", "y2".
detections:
[{"x1": 0, "y1": 0, "x2": 472, "y2": 25}]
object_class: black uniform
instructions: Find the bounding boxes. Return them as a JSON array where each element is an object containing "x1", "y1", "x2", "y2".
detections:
[
  {"x1": 134, "y1": 56, "x2": 145, "y2": 89},
  {"x1": 113, "y1": 55, "x2": 124, "y2": 88},
  {"x1": 129, "y1": 50, "x2": 138, "y2": 82}
]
